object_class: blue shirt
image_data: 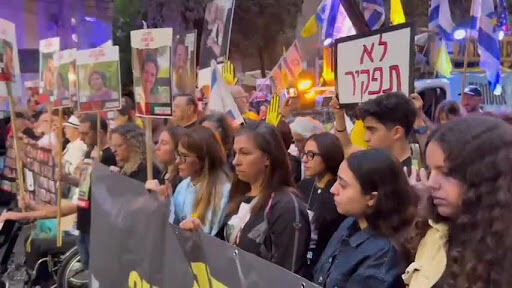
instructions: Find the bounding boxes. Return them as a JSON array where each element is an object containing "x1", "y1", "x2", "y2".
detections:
[
  {"x1": 313, "y1": 217, "x2": 404, "y2": 288},
  {"x1": 170, "y1": 177, "x2": 231, "y2": 236}
]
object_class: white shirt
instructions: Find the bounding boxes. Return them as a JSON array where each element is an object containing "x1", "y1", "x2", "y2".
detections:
[{"x1": 63, "y1": 138, "x2": 88, "y2": 175}]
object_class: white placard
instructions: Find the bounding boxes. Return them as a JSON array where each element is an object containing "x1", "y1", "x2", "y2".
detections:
[
  {"x1": 52, "y1": 48, "x2": 77, "y2": 107},
  {"x1": 336, "y1": 24, "x2": 413, "y2": 104},
  {"x1": 76, "y1": 46, "x2": 121, "y2": 113},
  {"x1": 39, "y1": 37, "x2": 60, "y2": 96},
  {"x1": 131, "y1": 28, "x2": 173, "y2": 49},
  {"x1": 0, "y1": 18, "x2": 22, "y2": 108}
]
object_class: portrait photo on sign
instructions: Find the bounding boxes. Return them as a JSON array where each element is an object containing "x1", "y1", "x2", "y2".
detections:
[
  {"x1": 40, "y1": 52, "x2": 56, "y2": 97},
  {"x1": 53, "y1": 49, "x2": 77, "y2": 108},
  {"x1": 173, "y1": 31, "x2": 196, "y2": 95},
  {"x1": 78, "y1": 62, "x2": 120, "y2": 112},
  {"x1": 0, "y1": 39, "x2": 14, "y2": 81},
  {"x1": 132, "y1": 47, "x2": 171, "y2": 116},
  {"x1": 198, "y1": 0, "x2": 234, "y2": 68}
]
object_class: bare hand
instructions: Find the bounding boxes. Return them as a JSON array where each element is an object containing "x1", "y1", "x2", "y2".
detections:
[
  {"x1": 410, "y1": 93, "x2": 424, "y2": 112},
  {"x1": 179, "y1": 218, "x2": 202, "y2": 232},
  {"x1": 17, "y1": 194, "x2": 29, "y2": 210},
  {"x1": 329, "y1": 96, "x2": 344, "y2": 115},
  {"x1": 0, "y1": 211, "x2": 21, "y2": 222}
]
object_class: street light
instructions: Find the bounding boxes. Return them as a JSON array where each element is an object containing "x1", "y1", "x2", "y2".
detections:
[{"x1": 453, "y1": 28, "x2": 467, "y2": 40}]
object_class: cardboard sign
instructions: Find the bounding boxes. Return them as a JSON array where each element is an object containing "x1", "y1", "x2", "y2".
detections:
[
  {"x1": 52, "y1": 49, "x2": 76, "y2": 108},
  {"x1": 131, "y1": 28, "x2": 173, "y2": 117},
  {"x1": 39, "y1": 37, "x2": 60, "y2": 98},
  {"x1": 0, "y1": 18, "x2": 22, "y2": 109},
  {"x1": 335, "y1": 24, "x2": 414, "y2": 103},
  {"x1": 173, "y1": 30, "x2": 197, "y2": 96},
  {"x1": 76, "y1": 46, "x2": 121, "y2": 113},
  {"x1": 198, "y1": 0, "x2": 235, "y2": 69}
]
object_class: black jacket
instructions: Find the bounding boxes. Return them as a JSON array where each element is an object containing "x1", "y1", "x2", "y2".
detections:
[{"x1": 235, "y1": 189, "x2": 311, "y2": 276}]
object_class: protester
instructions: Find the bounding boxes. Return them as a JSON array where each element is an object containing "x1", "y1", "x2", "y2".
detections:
[
  {"x1": 114, "y1": 96, "x2": 141, "y2": 128},
  {"x1": 314, "y1": 149, "x2": 415, "y2": 287},
  {"x1": 460, "y1": 85, "x2": 483, "y2": 114},
  {"x1": 172, "y1": 94, "x2": 199, "y2": 128},
  {"x1": 35, "y1": 112, "x2": 57, "y2": 148},
  {"x1": 276, "y1": 119, "x2": 302, "y2": 184},
  {"x1": 289, "y1": 116, "x2": 324, "y2": 156},
  {"x1": 219, "y1": 121, "x2": 310, "y2": 275},
  {"x1": 434, "y1": 100, "x2": 462, "y2": 125},
  {"x1": 172, "y1": 125, "x2": 231, "y2": 236},
  {"x1": 75, "y1": 114, "x2": 117, "y2": 270},
  {"x1": 145, "y1": 126, "x2": 186, "y2": 200},
  {"x1": 27, "y1": 96, "x2": 43, "y2": 122},
  {"x1": 110, "y1": 123, "x2": 160, "y2": 182},
  {"x1": 199, "y1": 112, "x2": 234, "y2": 156},
  {"x1": 297, "y1": 132, "x2": 345, "y2": 280},
  {"x1": 62, "y1": 115, "x2": 88, "y2": 175},
  {"x1": 404, "y1": 117, "x2": 512, "y2": 287},
  {"x1": 331, "y1": 92, "x2": 416, "y2": 170}
]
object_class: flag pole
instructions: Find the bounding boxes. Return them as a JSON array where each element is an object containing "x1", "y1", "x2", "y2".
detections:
[
  {"x1": 6, "y1": 82, "x2": 26, "y2": 199},
  {"x1": 461, "y1": 31, "x2": 471, "y2": 104},
  {"x1": 145, "y1": 117, "x2": 153, "y2": 181},
  {"x1": 56, "y1": 107, "x2": 63, "y2": 247},
  {"x1": 96, "y1": 111, "x2": 102, "y2": 161}
]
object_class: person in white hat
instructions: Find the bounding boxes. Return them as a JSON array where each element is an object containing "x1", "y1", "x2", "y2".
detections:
[{"x1": 62, "y1": 115, "x2": 88, "y2": 175}]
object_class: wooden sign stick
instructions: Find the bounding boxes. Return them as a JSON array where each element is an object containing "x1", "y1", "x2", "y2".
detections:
[{"x1": 145, "y1": 117, "x2": 153, "y2": 181}]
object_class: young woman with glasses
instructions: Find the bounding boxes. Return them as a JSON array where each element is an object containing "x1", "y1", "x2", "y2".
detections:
[
  {"x1": 171, "y1": 125, "x2": 231, "y2": 236},
  {"x1": 145, "y1": 126, "x2": 186, "y2": 200},
  {"x1": 297, "y1": 132, "x2": 345, "y2": 280}
]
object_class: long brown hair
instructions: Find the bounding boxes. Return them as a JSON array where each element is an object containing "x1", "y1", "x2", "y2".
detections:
[
  {"x1": 227, "y1": 121, "x2": 294, "y2": 216},
  {"x1": 428, "y1": 117, "x2": 512, "y2": 287},
  {"x1": 179, "y1": 125, "x2": 230, "y2": 224}
]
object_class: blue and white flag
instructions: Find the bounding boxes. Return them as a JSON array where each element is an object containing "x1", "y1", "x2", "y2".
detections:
[
  {"x1": 428, "y1": 0, "x2": 455, "y2": 38},
  {"x1": 317, "y1": 0, "x2": 356, "y2": 42},
  {"x1": 361, "y1": 0, "x2": 385, "y2": 30},
  {"x1": 208, "y1": 60, "x2": 244, "y2": 124},
  {"x1": 473, "y1": 0, "x2": 502, "y2": 94},
  {"x1": 470, "y1": 0, "x2": 482, "y2": 34}
]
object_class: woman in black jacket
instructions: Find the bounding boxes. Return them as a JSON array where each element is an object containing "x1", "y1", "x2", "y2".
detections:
[
  {"x1": 226, "y1": 121, "x2": 310, "y2": 274},
  {"x1": 297, "y1": 132, "x2": 345, "y2": 280},
  {"x1": 182, "y1": 121, "x2": 311, "y2": 274}
]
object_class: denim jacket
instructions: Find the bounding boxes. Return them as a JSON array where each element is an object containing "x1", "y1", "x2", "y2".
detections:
[
  {"x1": 313, "y1": 217, "x2": 404, "y2": 288},
  {"x1": 170, "y1": 177, "x2": 230, "y2": 236}
]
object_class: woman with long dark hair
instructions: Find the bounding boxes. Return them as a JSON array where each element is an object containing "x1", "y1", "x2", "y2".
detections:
[
  {"x1": 145, "y1": 126, "x2": 186, "y2": 199},
  {"x1": 171, "y1": 125, "x2": 231, "y2": 236},
  {"x1": 199, "y1": 111, "x2": 234, "y2": 156},
  {"x1": 223, "y1": 121, "x2": 310, "y2": 274},
  {"x1": 405, "y1": 116, "x2": 512, "y2": 287},
  {"x1": 297, "y1": 132, "x2": 345, "y2": 279},
  {"x1": 314, "y1": 149, "x2": 415, "y2": 287}
]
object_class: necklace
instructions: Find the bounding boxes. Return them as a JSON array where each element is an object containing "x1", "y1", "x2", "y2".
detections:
[{"x1": 307, "y1": 180, "x2": 322, "y2": 210}]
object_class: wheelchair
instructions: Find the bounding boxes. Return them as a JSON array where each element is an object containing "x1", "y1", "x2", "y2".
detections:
[{"x1": 0, "y1": 219, "x2": 88, "y2": 288}]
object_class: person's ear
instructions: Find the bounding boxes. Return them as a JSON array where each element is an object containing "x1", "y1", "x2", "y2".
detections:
[
  {"x1": 391, "y1": 126, "x2": 405, "y2": 140},
  {"x1": 366, "y1": 192, "x2": 378, "y2": 208}
]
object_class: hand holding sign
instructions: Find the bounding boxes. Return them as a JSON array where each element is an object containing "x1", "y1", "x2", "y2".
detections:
[
  {"x1": 266, "y1": 94, "x2": 282, "y2": 127},
  {"x1": 222, "y1": 60, "x2": 237, "y2": 86}
]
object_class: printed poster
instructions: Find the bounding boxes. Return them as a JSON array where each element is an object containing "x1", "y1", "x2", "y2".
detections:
[
  {"x1": 198, "y1": 0, "x2": 235, "y2": 68},
  {"x1": 173, "y1": 30, "x2": 197, "y2": 95},
  {"x1": 131, "y1": 28, "x2": 173, "y2": 117},
  {"x1": 0, "y1": 18, "x2": 22, "y2": 110},
  {"x1": 76, "y1": 46, "x2": 121, "y2": 112},
  {"x1": 52, "y1": 48, "x2": 76, "y2": 108},
  {"x1": 39, "y1": 37, "x2": 60, "y2": 98}
]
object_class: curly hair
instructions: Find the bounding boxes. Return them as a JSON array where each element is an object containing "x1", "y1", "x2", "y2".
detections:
[
  {"x1": 427, "y1": 116, "x2": 512, "y2": 287},
  {"x1": 111, "y1": 123, "x2": 146, "y2": 175}
]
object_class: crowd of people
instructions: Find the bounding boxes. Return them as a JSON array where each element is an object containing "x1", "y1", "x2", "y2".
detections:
[{"x1": 1, "y1": 84, "x2": 512, "y2": 287}]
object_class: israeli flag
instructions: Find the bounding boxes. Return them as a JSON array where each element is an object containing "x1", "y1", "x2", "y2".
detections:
[
  {"x1": 208, "y1": 61, "x2": 244, "y2": 124},
  {"x1": 428, "y1": 0, "x2": 455, "y2": 38},
  {"x1": 318, "y1": 0, "x2": 356, "y2": 42},
  {"x1": 473, "y1": 0, "x2": 502, "y2": 94},
  {"x1": 361, "y1": 0, "x2": 385, "y2": 30}
]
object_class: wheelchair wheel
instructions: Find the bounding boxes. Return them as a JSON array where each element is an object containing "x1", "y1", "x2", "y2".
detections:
[{"x1": 55, "y1": 247, "x2": 88, "y2": 288}]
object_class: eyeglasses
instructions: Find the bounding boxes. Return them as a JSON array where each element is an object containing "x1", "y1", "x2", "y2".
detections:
[
  {"x1": 301, "y1": 151, "x2": 321, "y2": 161},
  {"x1": 175, "y1": 151, "x2": 193, "y2": 163}
]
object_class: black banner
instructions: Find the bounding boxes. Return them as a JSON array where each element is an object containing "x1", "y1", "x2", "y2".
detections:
[{"x1": 90, "y1": 163, "x2": 318, "y2": 287}]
